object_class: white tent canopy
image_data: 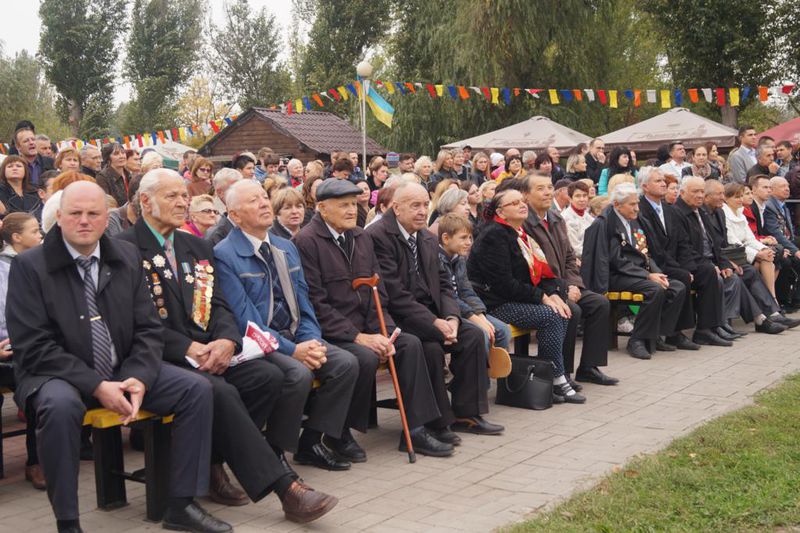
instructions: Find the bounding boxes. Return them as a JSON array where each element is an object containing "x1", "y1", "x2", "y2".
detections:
[
  {"x1": 599, "y1": 107, "x2": 738, "y2": 154},
  {"x1": 441, "y1": 115, "x2": 591, "y2": 153}
]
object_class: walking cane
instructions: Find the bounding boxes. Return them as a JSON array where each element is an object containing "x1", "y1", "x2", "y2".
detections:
[{"x1": 352, "y1": 274, "x2": 416, "y2": 463}]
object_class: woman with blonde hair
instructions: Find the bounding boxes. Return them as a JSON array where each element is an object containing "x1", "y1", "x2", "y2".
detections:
[
  {"x1": 606, "y1": 173, "x2": 635, "y2": 196},
  {"x1": 428, "y1": 178, "x2": 458, "y2": 224},
  {"x1": 429, "y1": 149, "x2": 459, "y2": 191},
  {"x1": 55, "y1": 147, "x2": 81, "y2": 172},
  {"x1": 469, "y1": 151, "x2": 491, "y2": 185},
  {"x1": 188, "y1": 157, "x2": 214, "y2": 197},
  {"x1": 414, "y1": 155, "x2": 434, "y2": 188},
  {"x1": 270, "y1": 186, "x2": 305, "y2": 239},
  {"x1": 140, "y1": 151, "x2": 163, "y2": 174},
  {"x1": 180, "y1": 194, "x2": 219, "y2": 237}
]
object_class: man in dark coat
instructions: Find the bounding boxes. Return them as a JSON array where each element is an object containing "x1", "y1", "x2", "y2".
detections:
[
  {"x1": 674, "y1": 177, "x2": 788, "y2": 335},
  {"x1": 293, "y1": 179, "x2": 453, "y2": 457},
  {"x1": 118, "y1": 170, "x2": 338, "y2": 524},
  {"x1": 520, "y1": 174, "x2": 618, "y2": 386},
  {"x1": 763, "y1": 176, "x2": 800, "y2": 308},
  {"x1": 366, "y1": 182, "x2": 503, "y2": 436},
  {"x1": 8, "y1": 182, "x2": 229, "y2": 533},
  {"x1": 581, "y1": 184, "x2": 686, "y2": 360},
  {"x1": 637, "y1": 166, "x2": 723, "y2": 348},
  {"x1": 213, "y1": 180, "x2": 361, "y2": 472},
  {"x1": 585, "y1": 138, "x2": 605, "y2": 183},
  {"x1": 14, "y1": 127, "x2": 54, "y2": 185}
]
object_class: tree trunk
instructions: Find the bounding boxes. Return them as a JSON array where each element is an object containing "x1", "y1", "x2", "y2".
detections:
[
  {"x1": 68, "y1": 99, "x2": 82, "y2": 138},
  {"x1": 720, "y1": 105, "x2": 738, "y2": 128}
]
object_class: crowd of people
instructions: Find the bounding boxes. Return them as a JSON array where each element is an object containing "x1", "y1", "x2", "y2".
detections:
[{"x1": 0, "y1": 117, "x2": 799, "y2": 533}]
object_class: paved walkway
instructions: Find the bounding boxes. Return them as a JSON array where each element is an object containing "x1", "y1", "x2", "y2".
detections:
[{"x1": 1, "y1": 325, "x2": 799, "y2": 532}]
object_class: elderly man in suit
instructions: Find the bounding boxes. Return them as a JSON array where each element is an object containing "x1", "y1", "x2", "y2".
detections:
[
  {"x1": 581, "y1": 184, "x2": 686, "y2": 360},
  {"x1": 675, "y1": 177, "x2": 789, "y2": 335},
  {"x1": 8, "y1": 182, "x2": 229, "y2": 533},
  {"x1": 213, "y1": 180, "x2": 362, "y2": 471},
  {"x1": 764, "y1": 176, "x2": 800, "y2": 309},
  {"x1": 205, "y1": 168, "x2": 243, "y2": 246},
  {"x1": 519, "y1": 174, "x2": 618, "y2": 386},
  {"x1": 366, "y1": 182, "x2": 503, "y2": 436},
  {"x1": 637, "y1": 166, "x2": 723, "y2": 349},
  {"x1": 293, "y1": 179, "x2": 453, "y2": 456},
  {"x1": 118, "y1": 169, "x2": 338, "y2": 524}
]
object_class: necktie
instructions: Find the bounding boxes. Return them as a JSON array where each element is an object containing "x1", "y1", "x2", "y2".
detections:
[
  {"x1": 163, "y1": 239, "x2": 178, "y2": 279},
  {"x1": 259, "y1": 242, "x2": 292, "y2": 332},
  {"x1": 407, "y1": 234, "x2": 419, "y2": 272},
  {"x1": 75, "y1": 256, "x2": 115, "y2": 379},
  {"x1": 654, "y1": 204, "x2": 666, "y2": 233},
  {"x1": 337, "y1": 235, "x2": 351, "y2": 257},
  {"x1": 695, "y1": 211, "x2": 713, "y2": 258}
]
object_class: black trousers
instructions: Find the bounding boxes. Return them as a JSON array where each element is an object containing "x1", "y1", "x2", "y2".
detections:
[
  {"x1": 775, "y1": 255, "x2": 800, "y2": 305},
  {"x1": 192, "y1": 358, "x2": 287, "y2": 502},
  {"x1": 410, "y1": 321, "x2": 489, "y2": 428},
  {"x1": 683, "y1": 262, "x2": 725, "y2": 329},
  {"x1": 31, "y1": 364, "x2": 213, "y2": 520},
  {"x1": 740, "y1": 263, "x2": 780, "y2": 316},
  {"x1": 335, "y1": 332, "x2": 441, "y2": 431},
  {"x1": 563, "y1": 290, "x2": 609, "y2": 374},
  {"x1": 609, "y1": 275, "x2": 686, "y2": 341}
]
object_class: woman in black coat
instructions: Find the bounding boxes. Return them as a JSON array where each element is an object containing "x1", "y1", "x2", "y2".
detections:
[
  {"x1": 0, "y1": 155, "x2": 42, "y2": 221},
  {"x1": 467, "y1": 189, "x2": 584, "y2": 403}
]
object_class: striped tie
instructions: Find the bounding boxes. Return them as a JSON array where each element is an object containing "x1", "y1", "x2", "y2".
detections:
[
  {"x1": 76, "y1": 256, "x2": 115, "y2": 379},
  {"x1": 408, "y1": 235, "x2": 419, "y2": 272}
]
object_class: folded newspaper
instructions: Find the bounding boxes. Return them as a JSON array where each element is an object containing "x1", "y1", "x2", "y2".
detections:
[{"x1": 185, "y1": 321, "x2": 280, "y2": 368}]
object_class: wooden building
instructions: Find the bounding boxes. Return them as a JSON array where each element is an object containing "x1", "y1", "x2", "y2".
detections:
[{"x1": 197, "y1": 107, "x2": 387, "y2": 164}]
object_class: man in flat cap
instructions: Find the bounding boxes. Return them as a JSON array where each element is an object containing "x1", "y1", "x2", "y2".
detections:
[
  {"x1": 294, "y1": 180, "x2": 454, "y2": 457},
  {"x1": 214, "y1": 180, "x2": 364, "y2": 471}
]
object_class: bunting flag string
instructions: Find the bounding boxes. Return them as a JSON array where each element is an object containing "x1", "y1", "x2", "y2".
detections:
[{"x1": 42, "y1": 79, "x2": 799, "y2": 151}]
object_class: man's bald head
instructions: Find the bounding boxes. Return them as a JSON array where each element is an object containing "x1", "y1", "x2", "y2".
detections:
[
  {"x1": 57, "y1": 181, "x2": 109, "y2": 254},
  {"x1": 680, "y1": 176, "x2": 706, "y2": 208},
  {"x1": 770, "y1": 176, "x2": 790, "y2": 201},
  {"x1": 392, "y1": 182, "x2": 430, "y2": 233},
  {"x1": 703, "y1": 179, "x2": 725, "y2": 209}
]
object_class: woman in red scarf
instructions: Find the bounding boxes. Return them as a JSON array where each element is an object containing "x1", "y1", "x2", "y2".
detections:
[{"x1": 467, "y1": 189, "x2": 585, "y2": 403}]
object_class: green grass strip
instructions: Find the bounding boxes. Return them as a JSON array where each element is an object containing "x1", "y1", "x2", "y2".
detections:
[{"x1": 508, "y1": 374, "x2": 800, "y2": 533}]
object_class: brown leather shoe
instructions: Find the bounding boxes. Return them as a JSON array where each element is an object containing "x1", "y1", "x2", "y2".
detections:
[
  {"x1": 209, "y1": 463, "x2": 249, "y2": 506},
  {"x1": 25, "y1": 464, "x2": 46, "y2": 491},
  {"x1": 281, "y1": 480, "x2": 338, "y2": 524}
]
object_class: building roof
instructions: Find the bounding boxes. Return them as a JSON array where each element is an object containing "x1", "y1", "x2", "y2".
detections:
[
  {"x1": 441, "y1": 115, "x2": 591, "y2": 153},
  {"x1": 599, "y1": 107, "x2": 738, "y2": 153},
  {"x1": 199, "y1": 107, "x2": 387, "y2": 156}
]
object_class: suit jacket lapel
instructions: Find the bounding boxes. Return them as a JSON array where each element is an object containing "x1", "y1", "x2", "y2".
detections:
[
  {"x1": 173, "y1": 236, "x2": 196, "y2": 318},
  {"x1": 269, "y1": 244, "x2": 300, "y2": 332}
]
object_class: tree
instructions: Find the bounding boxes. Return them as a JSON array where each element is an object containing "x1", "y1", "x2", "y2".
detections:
[
  {"x1": 641, "y1": 0, "x2": 778, "y2": 127},
  {"x1": 124, "y1": 0, "x2": 205, "y2": 131},
  {"x1": 209, "y1": 0, "x2": 291, "y2": 109},
  {"x1": 0, "y1": 49, "x2": 70, "y2": 142},
  {"x1": 39, "y1": 0, "x2": 124, "y2": 137},
  {"x1": 174, "y1": 75, "x2": 235, "y2": 146}
]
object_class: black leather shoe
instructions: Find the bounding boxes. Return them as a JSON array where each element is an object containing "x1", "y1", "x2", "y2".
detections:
[
  {"x1": 400, "y1": 428, "x2": 454, "y2": 457},
  {"x1": 278, "y1": 452, "x2": 302, "y2": 481},
  {"x1": 722, "y1": 322, "x2": 747, "y2": 336},
  {"x1": 655, "y1": 337, "x2": 677, "y2": 351},
  {"x1": 322, "y1": 429, "x2": 366, "y2": 463},
  {"x1": 781, "y1": 304, "x2": 800, "y2": 314},
  {"x1": 163, "y1": 501, "x2": 232, "y2": 533},
  {"x1": 626, "y1": 339, "x2": 651, "y2": 359},
  {"x1": 575, "y1": 366, "x2": 619, "y2": 385},
  {"x1": 429, "y1": 426, "x2": 462, "y2": 446},
  {"x1": 713, "y1": 327, "x2": 739, "y2": 341},
  {"x1": 771, "y1": 314, "x2": 800, "y2": 329},
  {"x1": 692, "y1": 329, "x2": 733, "y2": 347},
  {"x1": 553, "y1": 383, "x2": 586, "y2": 404},
  {"x1": 756, "y1": 318, "x2": 787, "y2": 334},
  {"x1": 565, "y1": 375, "x2": 583, "y2": 392},
  {"x1": 552, "y1": 393, "x2": 565, "y2": 404},
  {"x1": 294, "y1": 443, "x2": 351, "y2": 471},
  {"x1": 666, "y1": 333, "x2": 700, "y2": 351},
  {"x1": 451, "y1": 416, "x2": 504, "y2": 435}
]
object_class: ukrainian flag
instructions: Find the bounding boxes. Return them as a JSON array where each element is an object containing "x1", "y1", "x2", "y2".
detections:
[{"x1": 364, "y1": 82, "x2": 394, "y2": 128}]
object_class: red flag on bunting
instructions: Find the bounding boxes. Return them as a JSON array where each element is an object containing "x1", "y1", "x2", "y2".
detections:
[
  {"x1": 526, "y1": 89, "x2": 543, "y2": 98},
  {"x1": 425, "y1": 84, "x2": 436, "y2": 98},
  {"x1": 782, "y1": 84, "x2": 796, "y2": 94},
  {"x1": 597, "y1": 90, "x2": 608, "y2": 105},
  {"x1": 286, "y1": 101, "x2": 293, "y2": 115},
  {"x1": 135, "y1": 134, "x2": 143, "y2": 147},
  {"x1": 209, "y1": 121, "x2": 220, "y2": 133},
  {"x1": 688, "y1": 89, "x2": 699, "y2": 103},
  {"x1": 514, "y1": 88, "x2": 521, "y2": 97},
  {"x1": 480, "y1": 87, "x2": 490, "y2": 100},
  {"x1": 715, "y1": 88, "x2": 726, "y2": 106},
  {"x1": 171, "y1": 128, "x2": 179, "y2": 140},
  {"x1": 329, "y1": 88, "x2": 341, "y2": 101}
]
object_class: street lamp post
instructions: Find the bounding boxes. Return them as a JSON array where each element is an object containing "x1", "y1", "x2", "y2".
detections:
[{"x1": 356, "y1": 60, "x2": 373, "y2": 177}]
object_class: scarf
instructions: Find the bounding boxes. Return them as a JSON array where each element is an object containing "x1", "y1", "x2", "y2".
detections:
[
  {"x1": 493, "y1": 215, "x2": 554, "y2": 285},
  {"x1": 691, "y1": 163, "x2": 712, "y2": 178},
  {"x1": 571, "y1": 205, "x2": 586, "y2": 217}
]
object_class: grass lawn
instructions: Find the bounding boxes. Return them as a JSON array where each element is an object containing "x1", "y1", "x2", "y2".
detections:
[{"x1": 508, "y1": 374, "x2": 800, "y2": 532}]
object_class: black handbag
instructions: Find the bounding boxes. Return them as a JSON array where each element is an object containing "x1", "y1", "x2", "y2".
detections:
[
  {"x1": 495, "y1": 355, "x2": 554, "y2": 410},
  {"x1": 720, "y1": 244, "x2": 748, "y2": 266}
]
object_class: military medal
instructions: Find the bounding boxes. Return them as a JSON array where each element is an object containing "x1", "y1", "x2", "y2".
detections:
[
  {"x1": 149, "y1": 273, "x2": 168, "y2": 319},
  {"x1": 159, "y1": 308, "x2": 168, "y2": 319},
  {"x1": 191, "y1": 260, "x2": 213, "y2": 330},
  {"x1": 163, "y1": 269, "x2": 173, "y2": 280},
  {"x1": 152, "y1": 254, "x2": 166, "y2": 268},
  {"x1": 142, "y1": 259, "x2": 151, "y2": 270},
  {"x1": 634, "y1": 229, "x2": 649, "y2": 256},
  {"x1": 153, "y1": 285, "x2": 163, "y2": 296},
  {"x1": 185, "y1": 274, "x2": 195, "y2": 284}
]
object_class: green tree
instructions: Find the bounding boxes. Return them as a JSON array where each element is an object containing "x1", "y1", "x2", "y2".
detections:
[
  {"x1": 0, "y1": 49, "x2": 70, "y2": 142},
  {"x1": 641, "y1": 0, "x2": 778, "y2": 127},
  {"x1": 39, "y1": 0, "x2": 124, "y2": 137},
  {"x1": 124, "y1": 0, "x2": 205, "y2": 131},
  {"x1": 209, "y1": 0, "x2": 291, "y2": 109}
]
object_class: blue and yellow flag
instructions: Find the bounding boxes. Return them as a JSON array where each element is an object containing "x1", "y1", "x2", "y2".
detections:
[{"x1": 364, "y1": 82, "x2": 394, "y2": 128}]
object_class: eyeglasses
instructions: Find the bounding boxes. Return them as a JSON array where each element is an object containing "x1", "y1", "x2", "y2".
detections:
[
  {"x1": 195, "y1": 208, "x2": 219, "y2": 215},
  {"x1": 499, "y1": 199, "x2": 525, "y2": 209},
  {"x1": 197, "y1": 168, "x2": 211, "y2": 173}
]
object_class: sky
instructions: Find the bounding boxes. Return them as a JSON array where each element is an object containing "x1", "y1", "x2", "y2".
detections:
[{"x1": 1, "y1": 0, "x2": 295, "y2": 103}]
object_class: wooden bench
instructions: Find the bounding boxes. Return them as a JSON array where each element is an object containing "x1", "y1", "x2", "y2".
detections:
[
  {"x1": 0, "y1": 385, "x2": 25, "y2": 479},
  {"x1": 606, "y1": 291, "x2": 644, "y2": 349},
  {"x1": 510, "y1": 325, "x2": 533, "y2": 357},
  {"x1": 83, "y1": 408, "x2": 174, "y2": 522}
]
